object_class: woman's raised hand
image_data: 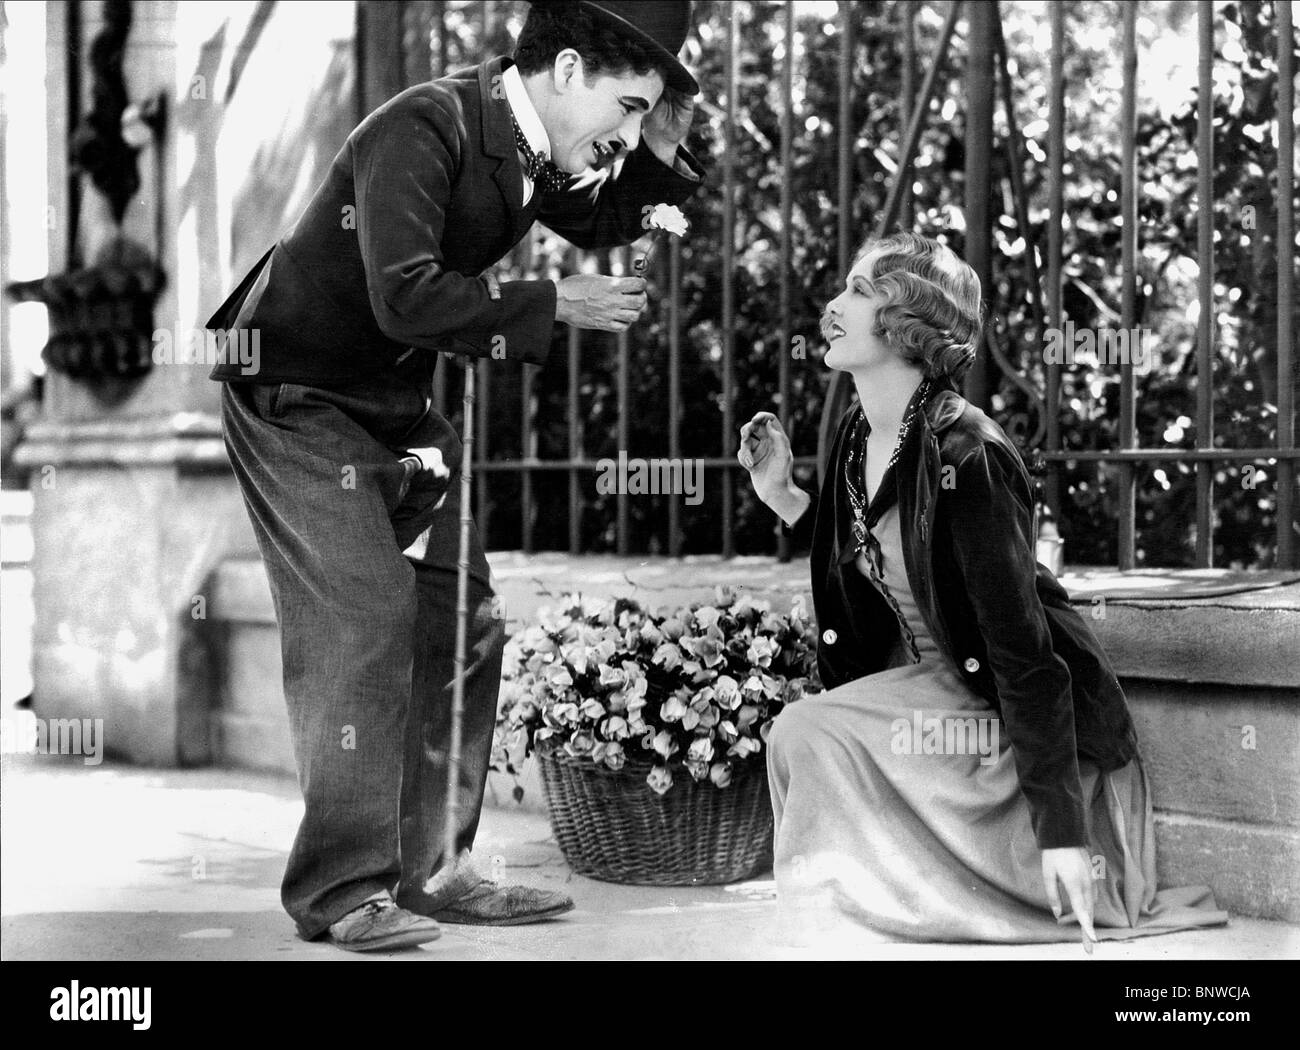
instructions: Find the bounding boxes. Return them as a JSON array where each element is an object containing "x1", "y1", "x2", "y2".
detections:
[
  {"x1": 738, "y1": 412, "x2": 809, "y2": 525},
  {"x1": 738, "y1": 411, "x2": 790, "y2": 492}
]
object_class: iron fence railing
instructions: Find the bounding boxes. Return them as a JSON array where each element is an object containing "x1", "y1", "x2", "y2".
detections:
[{"x1": 362, "y1": 0, "x2": 1297, "y2": 569}]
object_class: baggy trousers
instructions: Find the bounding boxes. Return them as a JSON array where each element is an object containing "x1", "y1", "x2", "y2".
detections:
[{"x1": 219, "y1": 354, "x2": 505, "y2": 940}]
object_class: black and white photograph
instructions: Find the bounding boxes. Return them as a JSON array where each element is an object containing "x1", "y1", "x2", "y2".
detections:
[{"x1": 0, "y1": 0, "x2": 1296, "y2": 1021}]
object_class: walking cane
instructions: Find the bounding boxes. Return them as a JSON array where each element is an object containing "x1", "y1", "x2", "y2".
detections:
[
  {"x1": 401, "y1": 359, "x2": 476, "y2": 891},
  {"x1": 443, "y1": 358, "x2": 477, "y2": 868}
]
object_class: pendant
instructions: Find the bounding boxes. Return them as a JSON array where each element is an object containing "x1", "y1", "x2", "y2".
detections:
[{"x1": 851, "y1": 517, "x2": 868, "y2": 546}]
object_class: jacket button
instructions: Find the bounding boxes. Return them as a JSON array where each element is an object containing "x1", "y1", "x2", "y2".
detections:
[
  {"x1": 822, "y1": 629, "x2": 838, "y2": 645},
  {"x1": 963, "y1": 657, "x2": 980, "y2": 673}
]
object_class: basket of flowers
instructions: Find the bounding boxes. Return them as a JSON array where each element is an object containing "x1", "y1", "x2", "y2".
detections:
[{"x1": 492, "y1": 587, "x2": 820, "y2": 885}]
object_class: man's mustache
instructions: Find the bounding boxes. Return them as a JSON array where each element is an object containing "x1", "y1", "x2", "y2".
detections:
[{"x1": 593, "y1": 140, "x2": 624, "y2": 168}]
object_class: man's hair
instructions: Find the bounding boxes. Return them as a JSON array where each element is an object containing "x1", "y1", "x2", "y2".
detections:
[
  {"x1": 854, "y1": 232, "x2": 983, "y2": 382},
  {"x1": 515, "y1": 2, "x2": 667, "y2": 83}
]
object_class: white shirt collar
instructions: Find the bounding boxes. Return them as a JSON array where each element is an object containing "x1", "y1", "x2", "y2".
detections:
[{"x1": 502, "y1": 63, "x2": 549, "y2": 160}]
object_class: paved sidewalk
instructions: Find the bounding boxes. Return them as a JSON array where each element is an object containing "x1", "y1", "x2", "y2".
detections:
[{"x1": 2, "y1": 754, "x2": 1296, "y2": 961}]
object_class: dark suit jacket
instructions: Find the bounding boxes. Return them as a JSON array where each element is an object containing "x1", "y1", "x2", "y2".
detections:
[{"x1": 207, "y1": 56, "x2": 704, "y2": 385}]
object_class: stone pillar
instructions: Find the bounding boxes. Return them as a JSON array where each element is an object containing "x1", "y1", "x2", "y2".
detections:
[{"x1": 17, "y1": 0, "x2": 357, "y2": 764}]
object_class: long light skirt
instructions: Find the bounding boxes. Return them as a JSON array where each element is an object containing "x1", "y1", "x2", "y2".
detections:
[{"x1": 766, "y1": 657, "x2": 1229, "y2": 944}]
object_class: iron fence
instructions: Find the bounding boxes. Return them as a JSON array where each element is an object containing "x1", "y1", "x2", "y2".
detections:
[{"x1": 360, "y1": 0, "x2": 1298, "y2": 568}]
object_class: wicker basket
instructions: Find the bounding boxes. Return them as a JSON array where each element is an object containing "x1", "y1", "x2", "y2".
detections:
[{"x1": 537, "y1": 746, "x2": 775, "y2": 885}]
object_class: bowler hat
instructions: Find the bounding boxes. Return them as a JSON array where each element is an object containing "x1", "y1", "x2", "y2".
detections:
[{"x1": 578, "y1": 1, "x2": 699, "y2": 94}]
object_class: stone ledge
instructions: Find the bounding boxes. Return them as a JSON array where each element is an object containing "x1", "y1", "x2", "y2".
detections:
[
  {"x1": 1087, "y1": 601, "x2": 1299, "y2": 689},
  {"x1": 492, "y1": 557, "x2": 1300, "y2": 692},
  {"x1": 1155, "y1": 814, "x2": 1300, "y2": 923},
  {"x1": 14, "y1": 412, "x2": 230, "y2": 470},
  {"x1": 212, "y1": 552, "x2": 815, "y2": 628},
  {"x1": 213, "y1": 556, "x2": 1300, "y2": 690},
  {"x1": 1126, "y1": 681, "x2": 1300, "y2": 826},
  {"x1": 489, "y1": 552, "x2": 811, "y2": 629}
]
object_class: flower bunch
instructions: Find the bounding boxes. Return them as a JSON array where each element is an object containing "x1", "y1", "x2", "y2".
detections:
[{"x1": 492, "y1": 587, "x2": 820, "y2": 796}]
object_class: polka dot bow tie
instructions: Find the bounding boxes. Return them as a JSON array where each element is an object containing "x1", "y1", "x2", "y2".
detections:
[{"x1": 511, "y1": 115, "x2": 570, "y2": 195}]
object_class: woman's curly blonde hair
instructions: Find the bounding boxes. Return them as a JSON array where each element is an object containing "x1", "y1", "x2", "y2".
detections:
[{"x1": 855, "y1": 232, "x2": 984, "y2": 382}]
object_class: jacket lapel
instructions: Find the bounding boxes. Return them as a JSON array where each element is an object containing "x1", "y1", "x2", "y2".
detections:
[
  {"x1": 477, "y1": 58, "x2": 532, "y2": 236},
  {"x1": 825, "y1": 406, "x2": 861, "y2": 566}
]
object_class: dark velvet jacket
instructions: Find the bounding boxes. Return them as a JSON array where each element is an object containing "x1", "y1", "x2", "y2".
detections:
[
  {"x1": 794, "y1": 378, "x2": 1139, "y2": 849},
  {"x1": 206, "y1": 56, "x2": 704, "y2": 385}
]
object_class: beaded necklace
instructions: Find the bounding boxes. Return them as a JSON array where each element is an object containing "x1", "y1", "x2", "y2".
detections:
[
  {"x1": 843, "y1": 378, "x2": 930, "y2": 550},
  {"x1": 840, "y1": 379, "x2": 930, "y2": 665}
]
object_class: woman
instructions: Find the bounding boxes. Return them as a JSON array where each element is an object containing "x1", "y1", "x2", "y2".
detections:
[{"x1": 738, "y1": 232, "x2": 1226, "y2": 944}]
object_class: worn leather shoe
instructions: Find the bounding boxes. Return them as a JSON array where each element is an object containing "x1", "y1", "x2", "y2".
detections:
[
  {"x1": 431, "y1": 879, "x2": 575, "y2": 926},
  {"x1": 326, "y1": 892, "x2": 442, "y2": 952}
]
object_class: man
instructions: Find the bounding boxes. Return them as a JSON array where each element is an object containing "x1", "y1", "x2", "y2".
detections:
[{"x1": 207, "y1": 0, "x2": 703, "y2": 951}]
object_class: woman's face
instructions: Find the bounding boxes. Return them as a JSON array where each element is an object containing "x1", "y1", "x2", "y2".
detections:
[{"x1": 821, "y1": 249, "x2": 889, "y2": 373}]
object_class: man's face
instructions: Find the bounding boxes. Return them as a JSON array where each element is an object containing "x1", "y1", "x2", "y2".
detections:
[{"x1": 545, "y1": 51, "x2": 665, "y2": 174}]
